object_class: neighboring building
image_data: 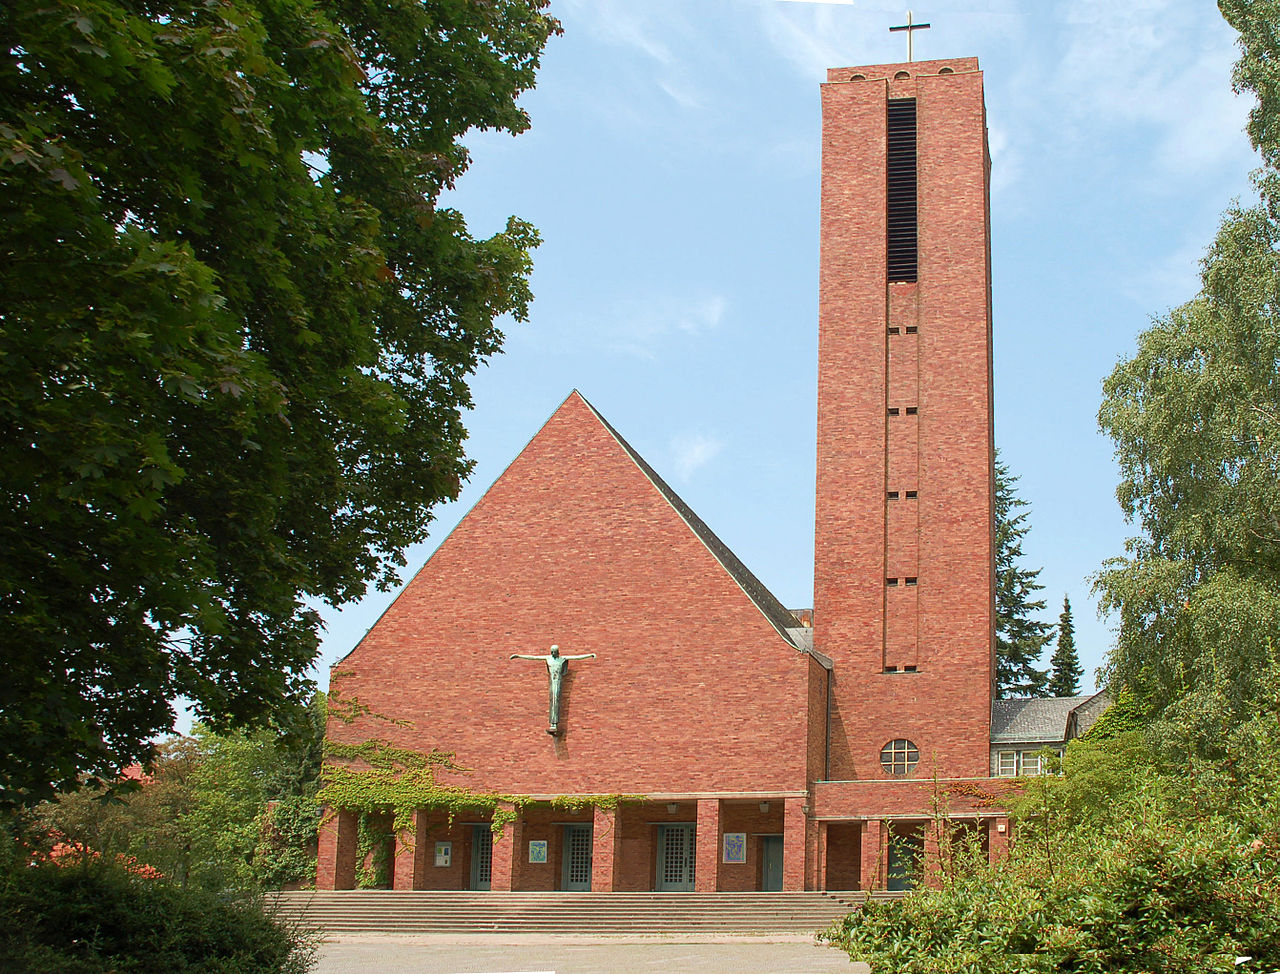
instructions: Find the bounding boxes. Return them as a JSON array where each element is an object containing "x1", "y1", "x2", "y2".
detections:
[
  {"x1": 318, "y1": 55, "x2": 1031, "y2": 894},
  {"x1": 990, "y1": 690, "x2": 1111, "y2": 777}
]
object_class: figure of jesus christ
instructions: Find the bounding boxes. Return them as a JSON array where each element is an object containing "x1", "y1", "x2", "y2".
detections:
[{"x1": 509, "y1": 644, "x2": 597, "y2": 736}]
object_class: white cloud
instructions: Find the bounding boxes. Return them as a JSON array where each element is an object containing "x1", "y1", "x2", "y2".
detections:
[
  {"x1": 553, "y1": 0, "x2": 717, "y2": 128},
  {"x1": 681, "y1": 294, "x2": 728, "y2": 332},
  {"x1": 755, "y1": 3, "x2": 878, "y2": 79},
  {"x1": 986, "y1": 121, "x2": 1022, "y2": 201},
  {"x1": 602, "y1": 292, "x2": 729, "y2": 359},
  {"x1": 659, "y1": 77, "x2": 704, "y2": 110},
  {"x1": 1044, "y1": 0, "x2": 1252, "y2": 179},
  {"x1": 1123, "y1": 233, "x2": 1209, "y2": 311},
  {"x1": 559, "y1": 0, "x2": 676, "y2": 65},
  {"x1": 755, "y1": 0, "x2": 1025, "y2": 81},
  {"x1": 670, "y1": 432, "x2": 725, "y2": 481}
]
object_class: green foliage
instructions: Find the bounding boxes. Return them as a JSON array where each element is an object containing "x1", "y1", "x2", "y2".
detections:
[
  {"x1": 1007, "y1": 733, "x2": 1152, "y2": 833},
  {"x1": 37, "y1": 694, "x2": 325, "y2": 891},
  {"x1": 354, "y1": 812, "x2": 394, "y2": 889},
  {"x1": 822, "y1": 733, "x2": 1280, "y2": 973},
  {"x1": 0, "y1": 0, "x2": 559, "y2": 807},
  {"x1": 1047, "y1": 595, "x2": 1082, "y2": 697},
  {"x1": 1221, "y1": 0, "x2": 1280, "y2": 193},
  {"x1": 0, "y1": 855, "x2": 315, "y2": 973},
  {"x1": 1095, "y1": 244, "x2": 1280, "y2": 728},
  {"x1": 1082, "y1": 689, "x2": 1148, "y2": 743},
  {"x1": 995, "y1": 455, "x2": 1054, "y2": 697},
  {"x1": 254, "y1": 796, "x2": 320, "y2": 891},
  {"x1": 319, "y1": 738, "x2": 640, "y2": 842},
  {"x1": 1096, "y1": 1, "x2": 1280, "y2": 745}
]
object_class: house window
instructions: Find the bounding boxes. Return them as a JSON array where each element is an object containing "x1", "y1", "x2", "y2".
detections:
[
  {"x1": 880, "y1": 739, "x2": 919, "y2": 776},
  {"x1": 996, "y1": 750, "x2": 1017, "y2": 776},
  {"x1": 1020, "y1": 751, "x2": 1042, "y2": 776}
]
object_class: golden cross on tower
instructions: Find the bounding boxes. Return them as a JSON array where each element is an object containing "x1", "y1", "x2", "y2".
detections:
[{"x1": 889, "y1": 10, "x2": 931, "y2": 63}]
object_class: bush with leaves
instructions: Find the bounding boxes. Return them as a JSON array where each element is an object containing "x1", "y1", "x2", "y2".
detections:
[
  {"x1": 821, "y1": 729, "x2": 1280, "y2": 973},
  {"x1": 36, "y1": 696, "x2": 324, "y2": 892},
  {"x1": 0, "y1": 852, "x2": 316, "y2": 974}
]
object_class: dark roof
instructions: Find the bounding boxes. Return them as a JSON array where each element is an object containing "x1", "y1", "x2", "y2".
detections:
[
  {"x1": 991, "y1": 696, "x2": 1094, "y2": 744},
  {"x1": 580, "y1": 394, "x2": 804, "y2": 646}
]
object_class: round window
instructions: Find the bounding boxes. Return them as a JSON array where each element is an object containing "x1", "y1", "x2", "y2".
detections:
[{"x1": 880, "y1": 739, "x2": 919, "y2": 776}]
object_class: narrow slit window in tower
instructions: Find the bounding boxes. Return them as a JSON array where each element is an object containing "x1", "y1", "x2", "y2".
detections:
[{"x1": 887, "y1": 98, "x2": 918, "y2": 282}]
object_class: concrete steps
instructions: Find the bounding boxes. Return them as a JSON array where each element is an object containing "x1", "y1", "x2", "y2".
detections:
[{"x1": 268, "y1": 890, "x2": 901, "y2": 935}]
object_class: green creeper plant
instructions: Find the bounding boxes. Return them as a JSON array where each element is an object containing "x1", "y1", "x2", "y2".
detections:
[{"x1": 319, "y1": 738, "x2": 640, "y2": 844}]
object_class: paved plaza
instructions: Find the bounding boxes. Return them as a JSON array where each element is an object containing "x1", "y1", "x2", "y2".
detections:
[{"x1": 313, "y1": 934, "x2": 869, "y2": 974}]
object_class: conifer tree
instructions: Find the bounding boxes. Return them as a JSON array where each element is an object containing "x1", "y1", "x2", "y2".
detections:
[
  {"x1": 995, "y1": 455, "x2": 1054, "y2": 697},
  {"x1": 1048, "y1": 595, "x2": 1083, "y2": 697}
]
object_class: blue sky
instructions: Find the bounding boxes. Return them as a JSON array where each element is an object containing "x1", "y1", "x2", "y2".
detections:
[{"x1": 314, "y1": 0, "x2": 1258, "y2": 696}]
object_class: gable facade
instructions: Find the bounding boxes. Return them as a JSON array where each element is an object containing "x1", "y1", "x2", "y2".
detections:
[{"x1": 328, "y1": 391, "x2": 817, "y2": 797}]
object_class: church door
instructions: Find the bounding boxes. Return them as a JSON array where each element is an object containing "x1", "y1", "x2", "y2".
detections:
[
  {"x1": 656, "y1": 824, "x2": 695, "y2": 891},
  {"x1": 760, "y1": 835, "x2": 784, "y2": 891},
  {"x1": 561, "y1": 824, "x2": 593, "y2": 891},
  {"x1": 470, "y1": 826, "x2": 492, "y2": 891},
  {"x1": 886, "y1": 829, "x2": 922, "y2": 892}
]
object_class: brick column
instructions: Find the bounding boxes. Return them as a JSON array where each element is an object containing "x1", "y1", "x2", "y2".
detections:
[
  {"x1": 860, "y1": 819, "x2": 883, "y2": 891},
  {"x1": 987, "y1": 816, "x2": 1009, "y2": 864},
  {"x1": 591, "y1": 805, "x2": 621, "y2": 892},
  {"x1": 815, "y1": 821, "x2": 829, "y2": 892},
  {"x1": 392, "y1": 824, "x2": 416, "y2": 891},
  {"x1": 782, "y1": 797, "x2": 806, "y2": 891},
  {"x1": 694, "y1": 799, "x2": 720, "y2": 892},
  {"x1": 490, "y1": 805, "x2": 521, "y2": 891},
  {"x1": 392, "y1": 811, "x2": 428, "y2": 890},
  {"x1": 315, "y1": 807, "x2": 337, "y2": 889},
  {"x1": 316, "y1": 807, "x2": 358, "y2": 890},
  {"x1": 922, "y1": 820, "x2": 942, "y2": 888}
]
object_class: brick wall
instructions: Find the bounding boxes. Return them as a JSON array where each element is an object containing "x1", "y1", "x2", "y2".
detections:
[
  {"x1": 328, "y1": 392, "x2": 811, "y2": 798},
  {"x1": 814, "y1": 57, "x2": 994, "y2": 790}
]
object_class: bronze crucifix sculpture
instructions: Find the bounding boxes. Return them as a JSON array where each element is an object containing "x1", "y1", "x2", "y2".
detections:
[{"x1": 509, "y1": 644, "x2": 597, "y2": 736}]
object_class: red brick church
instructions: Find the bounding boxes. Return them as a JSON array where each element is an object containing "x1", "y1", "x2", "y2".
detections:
[{"x1": 318, "y1": 56, "x2": 1016, "y2": 894}]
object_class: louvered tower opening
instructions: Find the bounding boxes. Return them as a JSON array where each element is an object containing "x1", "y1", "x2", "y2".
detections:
[{"x1": 886, "y1": 98, "x2": 918, "y2": 283}]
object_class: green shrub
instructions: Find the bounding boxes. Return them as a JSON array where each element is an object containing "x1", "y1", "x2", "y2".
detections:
[
  {"x1": 820, "y1": 769, "x2": 1280, "y2": 973},
  {"x1": 0, "y1": 858, "x2": 316, "y2": 973}
]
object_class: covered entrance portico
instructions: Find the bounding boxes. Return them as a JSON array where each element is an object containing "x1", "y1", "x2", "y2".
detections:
[
  {"x1": 806, "y1": 779, "x2": 1012, "y2": 892},
  {"x1": 500, "y1": 796, "x2": 808, "y2": 892},
  {"x1": 810, "y1": 814, "x2": 1006, "y2": 891},
  {"x1": 318, "y1": 794, "x2": 810, "y2": 892}
]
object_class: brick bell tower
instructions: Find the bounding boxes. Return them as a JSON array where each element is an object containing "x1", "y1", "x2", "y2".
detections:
[{"x1": 813, "y1": 57, "x2": 995, "y2": 788}]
